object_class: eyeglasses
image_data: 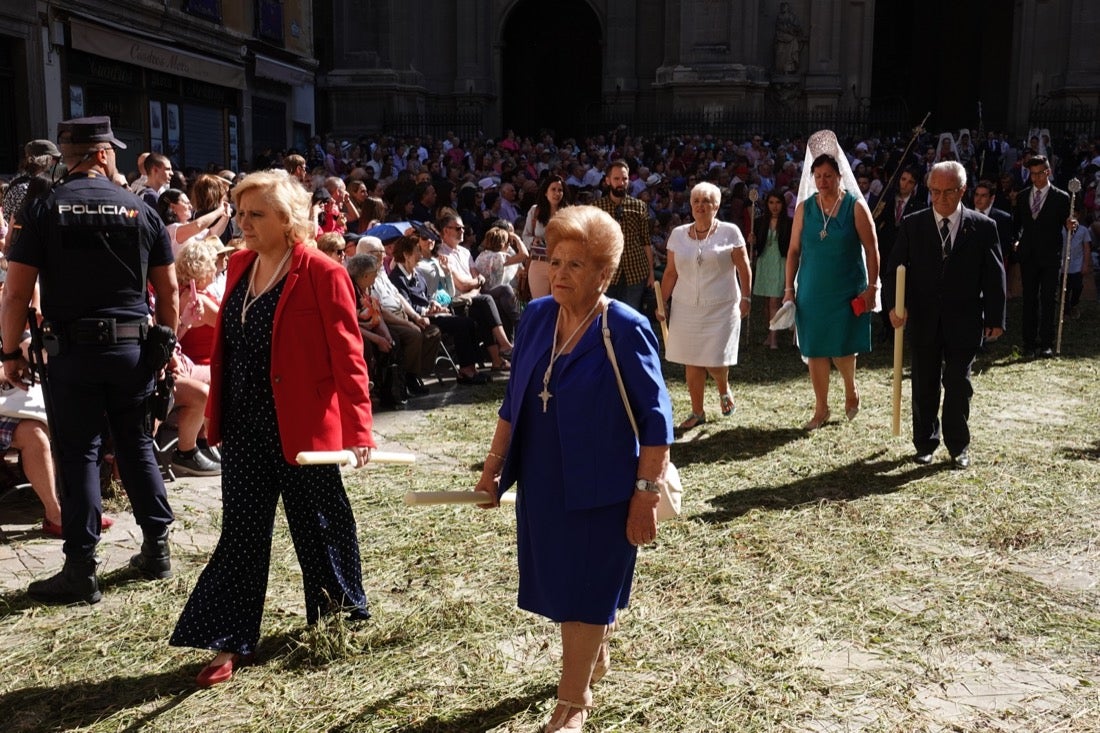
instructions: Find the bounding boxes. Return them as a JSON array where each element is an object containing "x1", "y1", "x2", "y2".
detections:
[
  {"x1": 446, "y1": 225, "x2": 466, "y2": 233},
  {"x1": 929, "y1": 187, "x2": 961, "y2": 198},
  {"x1": 334, "y1": 248, "x2": 346, "y2": 256}
]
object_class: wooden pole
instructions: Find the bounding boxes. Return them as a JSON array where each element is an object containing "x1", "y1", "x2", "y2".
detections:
[
  {"x1": 891, "y1": 265, "x2": 907, "y2": 437},
  {"x1": 653, "y1": 280, "x2": 670, "y2": 345}
]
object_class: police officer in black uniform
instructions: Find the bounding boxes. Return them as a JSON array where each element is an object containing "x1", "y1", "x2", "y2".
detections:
[{"x1": 1, "y1": 116, "x2": 179, "y2": 605}]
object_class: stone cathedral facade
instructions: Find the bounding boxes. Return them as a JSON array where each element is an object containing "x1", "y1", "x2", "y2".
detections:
[{"x1": 315, "y1": 0, "x2": 1100, "y2": 140}]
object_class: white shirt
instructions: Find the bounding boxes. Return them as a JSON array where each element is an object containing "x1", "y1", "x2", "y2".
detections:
[
  {"x1": 1032, "y1": 181, "x2": 1051, "y2": 212},
  {"x1": 936, "y1": 204, "x2": 963, "y2": 255}
]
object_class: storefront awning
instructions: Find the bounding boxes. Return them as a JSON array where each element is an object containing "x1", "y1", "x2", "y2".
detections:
[
  {"x1": 255, "y1": 54, "x2": 314, "y2": 87},
  {"x1": 71, "y1": 19, "x2": 246, "y2": 90}
]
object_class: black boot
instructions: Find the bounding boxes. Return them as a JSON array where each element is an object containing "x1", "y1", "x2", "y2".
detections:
[
  {"x1": 27, "y1": 557, "x2": 101, "y2": 605},
  {"x1": 129, "y1": 529, "x2": 172, "y2": 579}
]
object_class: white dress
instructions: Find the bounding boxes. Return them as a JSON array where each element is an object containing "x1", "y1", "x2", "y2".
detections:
[{"x1": 665, "y1": 221, "x2": 745, "y2": 367}]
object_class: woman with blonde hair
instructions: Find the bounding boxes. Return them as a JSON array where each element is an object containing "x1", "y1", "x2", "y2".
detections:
[
  {"x1": 476, "y1": 205, "x2": 673, "y2": 731},
  {"x1": 170, "y1": 169, "x2": 374, "y2": 687}
]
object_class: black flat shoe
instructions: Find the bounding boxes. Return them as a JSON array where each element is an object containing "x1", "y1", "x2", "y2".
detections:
[{"x1": 456, "y1": 372, "x2": 489, "y2": 385}]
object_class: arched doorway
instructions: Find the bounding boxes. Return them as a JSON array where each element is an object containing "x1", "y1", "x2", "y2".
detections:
[
  {"x1": 871, "y1": 0, "x2": 1014, "y2": 132},
  {"x1": 501, "y1": 0, "x2": 602, "y2": 139}
]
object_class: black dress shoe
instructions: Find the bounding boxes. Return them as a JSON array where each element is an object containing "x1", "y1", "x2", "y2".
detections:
[
  {"x1": 913, "y1": 453, "x2": 934, "y2": 465},
  {"x1": 1039, "y1": 348, "x2": 1054, "y2": 358},
  {"x1": 952, "y1": 450, "x2": 970, "y2": 469},
  {"x1": 406, "y1": 377, "x2": 430, "y2": 396}
]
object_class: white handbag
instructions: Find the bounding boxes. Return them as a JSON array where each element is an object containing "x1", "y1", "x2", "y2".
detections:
[{"x1": 600, "y1": 303, "x2": 682, "y2": 521}]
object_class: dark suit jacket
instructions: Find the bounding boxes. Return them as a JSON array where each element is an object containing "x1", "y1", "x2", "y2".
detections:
[
  {"x1": 886, "y1": 208, "x2": 1006, "y2": 350},
  {"x1": 206, "y1": 246, "x2": 375, "y2": 462},
  {"x1": 876, "y1": 191, "x2": 926, "y2": 263},
  {"x1": 1014, "y1": 185, "x2": 1071, "y2": 265},
  {"x1": 976, "y1": 205, "x2": 1015, "y2": 263}
]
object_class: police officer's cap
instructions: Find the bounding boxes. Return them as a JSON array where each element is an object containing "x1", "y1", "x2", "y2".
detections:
[{"x1": 56, "y1": 116, "x2": 127, "y2": 150}]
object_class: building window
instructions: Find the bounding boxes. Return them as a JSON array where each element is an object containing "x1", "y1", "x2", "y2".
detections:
[
  {"x1": 257, "y1": 0, "x2": 284, "y2": 44},
  {"x1": 183, "y1": 0, "x2": 221, "y2": 23}
]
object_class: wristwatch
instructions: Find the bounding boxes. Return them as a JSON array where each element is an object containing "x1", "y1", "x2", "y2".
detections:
[{"x1": 635, "y1": 478, "x2": 662, "y2": 493}]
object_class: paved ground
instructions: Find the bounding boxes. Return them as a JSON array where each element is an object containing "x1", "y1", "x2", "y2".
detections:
[{"x1": 0, "y1": 398, "x2": 432, "y2": 595}]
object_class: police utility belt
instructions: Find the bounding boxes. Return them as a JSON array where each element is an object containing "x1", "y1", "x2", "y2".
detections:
[{"x1": 44, "y1": 319, "x2": 149, "y2": 348}]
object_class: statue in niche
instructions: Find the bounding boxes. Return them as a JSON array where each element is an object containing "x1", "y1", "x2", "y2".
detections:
[{"x1": 773, "y1": 2, "x2": 805, "y2": 75}]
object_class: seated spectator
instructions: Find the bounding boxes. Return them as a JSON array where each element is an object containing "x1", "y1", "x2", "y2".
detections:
[
  {"x1": 436, "y1": 211, "x2": 513, "y2": 368},
  {"x1": 474, "y1": 225, "x2": 526, "y2": 337},
  {"x1": 388, "y1": 235, "x2": 492, "y2": 383},
  {"x1": 351, "y1": 239, "x2": 440, "y2": 395},
  {"x1": 156, "y1": 189, "x2": 232, "y2": 258},
  {"x1": 0, "y1": 404, "x2": 113, "y2": 537},
  {"x1": 165, "y1": 366, "x2": 221, "y2": 477},
  {"x1": 189, "y1": 174, "x2": 234, "y2": 246},
  {"x1": 345, "y1": 254, "x2": 408, "y2": 408},
  {"x1": 317, "y1": 231, "x2": 349, "y2": 263},
  {"x1": 175, "y1": 238, "x2": 224, "y2": 383}
]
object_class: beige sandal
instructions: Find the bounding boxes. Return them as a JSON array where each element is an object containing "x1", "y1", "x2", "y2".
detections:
[{"x1": 543, "y1": 699, "x2": 593, "y2": 732}]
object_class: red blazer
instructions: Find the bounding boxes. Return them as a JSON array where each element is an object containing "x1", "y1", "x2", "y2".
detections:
[{"x1": 205, "y1": 244, "x2": 375, "y2": 463}]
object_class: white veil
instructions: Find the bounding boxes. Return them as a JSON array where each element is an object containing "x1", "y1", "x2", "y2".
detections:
[
  {"x1": 797, "y1": 130, "x2": 862, "y2": 204},
  {"x1": 795, "y1": 129, "x2": 881, "y2": 311},
  {"x1": 933, "y1": 132, "x2": 959, "y2": 162}
]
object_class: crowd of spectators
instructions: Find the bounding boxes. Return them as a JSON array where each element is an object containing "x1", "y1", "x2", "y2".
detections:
[{"x1": 0, "y1": 123, "x2": 1098, "y2": 498}]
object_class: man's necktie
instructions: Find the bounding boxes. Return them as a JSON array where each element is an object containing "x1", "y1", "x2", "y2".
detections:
[
  {"x1": 940, "y1": 217, "x2": 952, "y2": 256},
  {"x1": 1031, "y1": 191, "x2": 1044, "y2": 218},
  {"x1": 895, "y1": 198, "x2": 905, "y2": 224}
]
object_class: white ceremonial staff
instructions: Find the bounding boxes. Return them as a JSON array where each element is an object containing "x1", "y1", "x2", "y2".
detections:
[
  {"x1": 891, "y1": 265, "x2": 907, "y2": 437},
  {"x1": 1055, "y1": 178, "x2": 1082, "y2": 355},
  {"x1": 403, "y1": 490, "x2": 516, "y2": 506},
  {"x1": 295, "y1": 450, "x2": 416, "y2": 466}
]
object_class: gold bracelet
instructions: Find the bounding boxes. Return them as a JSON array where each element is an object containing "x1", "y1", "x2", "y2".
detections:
[{"x1": 486, "y1": 451, "x2": 505, "y2": 463}]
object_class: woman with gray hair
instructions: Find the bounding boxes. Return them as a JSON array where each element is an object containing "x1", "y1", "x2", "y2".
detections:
[
  {"x1": 475, "y1": 205, "x2": 674, "y2": 731},
  {"x1": 658, "y1": 181, "x2": 752, "y2": 429}
]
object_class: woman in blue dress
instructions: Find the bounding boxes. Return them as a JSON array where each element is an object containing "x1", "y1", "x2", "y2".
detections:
[
  {"x1": 475, "y1": 206, "x2": 674, "y2": 732},
  {"x1": 783, "y1": 131, "x2": 880, "y2": 430}
]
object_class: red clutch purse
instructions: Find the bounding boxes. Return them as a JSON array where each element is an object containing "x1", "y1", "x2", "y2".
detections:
[{"x1": 850, "y1": 296, "x2": 868, "y2": 316}]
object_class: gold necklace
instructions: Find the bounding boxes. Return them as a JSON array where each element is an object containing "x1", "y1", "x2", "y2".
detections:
[
  {"x1": 539, "y1": 298, "x2": 603, "y2": 413},
  {"x1": 241, "y1": 247, "x2": 293, "y2": 324}
]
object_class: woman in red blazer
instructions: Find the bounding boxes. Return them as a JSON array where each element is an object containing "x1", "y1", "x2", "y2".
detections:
[{"x1": 170, "y1": 170, "x2": 375, "y2": 688}]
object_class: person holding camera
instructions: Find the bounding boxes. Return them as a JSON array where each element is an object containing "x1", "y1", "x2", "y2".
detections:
[{"x1": 1, "y1": 116, "x2": 179, "y2": 605}]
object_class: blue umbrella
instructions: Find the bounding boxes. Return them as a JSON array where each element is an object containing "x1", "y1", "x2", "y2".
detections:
[{"x1": 363, "y1": 221, "x2": 413, "y2": 242}]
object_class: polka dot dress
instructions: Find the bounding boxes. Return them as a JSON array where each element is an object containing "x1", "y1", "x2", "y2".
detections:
[{"x1": 171, "y1": 268, "x2": 370, "y2": 656}]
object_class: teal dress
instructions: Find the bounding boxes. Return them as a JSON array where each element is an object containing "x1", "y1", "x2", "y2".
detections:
[{"x1": 794, "y1": 191, "x2": 871, "y2": 357}]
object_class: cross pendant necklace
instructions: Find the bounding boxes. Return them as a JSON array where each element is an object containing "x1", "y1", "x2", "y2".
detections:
[
  {"x1": 540, "y1": 299, "x2": 603, "y2": 413},
  {"x1": 819, "y1": 194, "x2": 841, "y2": 240}
]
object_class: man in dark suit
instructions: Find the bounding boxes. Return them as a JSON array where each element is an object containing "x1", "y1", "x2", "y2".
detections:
[
  {"x1": 970, "y1": 179, "x2": 1015, "y2": 275},
  {"x1": 874, "y1": 168, "x2": 924, "y2": 340},
  {"x1": 887, "y1": 161, "x2": 1006, "y2": 469},
  {"x1": 1014, "y1": 155, "x2": 1072, "y2": 357}
]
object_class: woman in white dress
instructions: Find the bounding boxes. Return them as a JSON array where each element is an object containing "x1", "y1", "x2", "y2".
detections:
[{"x1": 658, "y1": 182, "x2": 752, "y2": 429}]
